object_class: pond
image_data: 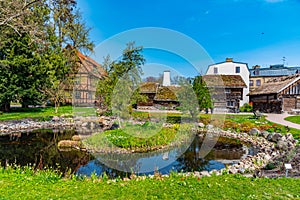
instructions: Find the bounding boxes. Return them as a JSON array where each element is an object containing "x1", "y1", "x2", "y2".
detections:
[{"x1": 0, "y1": 129, "x2": 257, "y2": 178}]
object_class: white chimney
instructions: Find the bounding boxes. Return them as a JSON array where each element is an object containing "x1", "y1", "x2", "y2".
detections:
[{"x1": 162, "y1": 70, "x2": 171, "y2": 86}]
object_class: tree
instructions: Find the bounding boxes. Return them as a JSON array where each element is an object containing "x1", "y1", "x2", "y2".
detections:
[
  {"x1": 177, "y1": 77, "x2": 199, "y2": 118},
  {"x1": 0, "y1": 0, "x2": 44, "y2": 40},
  {"x1": 47, "y1": 0, "x2": 94, "y2": 54},
  {"x1": 0, "y1": 33, "x2": 47, "y2": 110},
  {"x1": 97, "y1": 42, "x2": 146, "y2": 116},
  {"x1": 192, "y1": 76, "x2": 213, "y2": 112},
  {"x1": 0, "y1": 0, "x2": 94, "y2": 112}
]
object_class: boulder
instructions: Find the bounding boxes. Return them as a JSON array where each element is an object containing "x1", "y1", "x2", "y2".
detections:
[
  {"x1": 228, "y1": 168, "x2": 238, "y2": 174},
  {"x1": 206, "y1": 124, "x2": 214, "y2": 130},
  {"x1": 200, "y1": 171, "x2": 210, "y2": 177},
  {"x1": 276, "y1": 140, "x2": 288, "y2": 151},
  {"x1": 270, "y1": 132, "x2": 282, "y2": 143},
  {"x1": 284, "y1": 133, "x2": 294, "y2": 142},
  {"x1": 52, "y1": 116, "x2": 60, "y2": 122},
  {"x1": 81, "y1": 122, "x2": 88, "y2": 127},
  {"x1": 71, "y1": 135, "x2": 81, "y2": 141},
  {"x1": 198, "y1": 123, "x2": 205, "y2": 128},
  {"x1": 58, "y1": 140, "x2": 81, "y2": 149},
  {"x1": 249, "y1": 128, "x2": 260, "y2": 136},
  {"x1": 267, "y1": 133, "x2": 274, "y2": 141},
  {"x1": 261, "y1": 131, "x2": 269, "y2": 139}
]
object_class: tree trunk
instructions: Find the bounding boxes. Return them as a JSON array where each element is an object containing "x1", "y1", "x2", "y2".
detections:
[
  {"x1": 1, "y1": 102, "x2": 11, "y2": 112},
  {"x1": 22, "y1": 103, "x2": 29, "y2": 108}
]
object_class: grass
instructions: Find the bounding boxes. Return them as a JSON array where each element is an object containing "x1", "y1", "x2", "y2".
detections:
[
  {"x1": 0, "y1": 166, "x2": 299, "y2": 199},
  {"x1": 0, "y1": 106, "x2": 73, "y2": 121},
  {"x1": 285, "y1": 115, "x2": 300, "y2": 125},
  {"x1": 83, "y1": 123, "x2": 194, "y2": 151},
  {"x1": 0, "y1": 106, "x2": 98, "y2": 121}
]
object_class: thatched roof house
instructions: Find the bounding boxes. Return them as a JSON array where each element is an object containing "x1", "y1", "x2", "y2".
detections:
[
  {"x1": 203, "y1": 75, "x2": 247, "y2": 112},
  {"x1": 139, "y1": 82, "x2": 159, "y2": 94},
  {"x1": 203, "y1": 75, "x2": 247, "y2": 88},
  {"x1": 154, "y1": 86, "x2": 180, "y2": 102},
  {"x1": 138, "y1": 83, "x2": 180, "y2": 108}
]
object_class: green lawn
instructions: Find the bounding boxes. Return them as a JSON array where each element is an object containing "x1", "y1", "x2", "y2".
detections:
[
  {"x1": 0, "y1": 106, "x2": 98, "y2": 121},
  {"x1": 285, "y1": 115, "x2": 300, "y2": 125},
  {"x1": 0, "y1": 167, "x2": 299, "y2": 199}
]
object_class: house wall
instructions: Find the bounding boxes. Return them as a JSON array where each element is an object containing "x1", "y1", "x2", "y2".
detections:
[
  {"x1": 282, "y1": 97, "x2": 296, "y2": 112},
  {"x1": 138, "y1": 93, "x2": 156, "y2": 106},
  {"x1": 206, "y1": 61, "x2": 249, "y2": 106},
  {"x1": 72, "y1": 73, "x2": 99, "y2": 106},
  {"x1": 250, "y1": 94, "x2": 282, "y2": 113},
  {"x1": 250, "y1": 76, "x2": 280, "y2": 91}
]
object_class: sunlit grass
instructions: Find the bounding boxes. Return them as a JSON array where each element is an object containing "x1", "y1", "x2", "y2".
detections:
[
  {"x1": 0, "y1": 166, "x2": 299, "y2": 199},
  {"x1": 0, "y1": 106, "x2": 73, "y2": 121}
]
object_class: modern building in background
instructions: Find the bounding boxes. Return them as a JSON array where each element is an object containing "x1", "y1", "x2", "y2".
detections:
[{"x1": 249, "y1": 64, "x2": 300, "y2": 91}]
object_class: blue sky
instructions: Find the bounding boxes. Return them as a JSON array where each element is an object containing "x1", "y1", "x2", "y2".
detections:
[{"x1": 78, "y1": 0, "x2": 300, "y2": 77}]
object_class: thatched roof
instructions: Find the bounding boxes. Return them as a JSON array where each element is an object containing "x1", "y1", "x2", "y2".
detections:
[
  {"x1": 249, "y1": 74, "x2": 300, "y2": 96},
  {"x1": 154, "y1": 86, "x2": 180, "y2": 101},
  {"x1": 203, "y1": 75, "x2": 247, "y2": 88},
  {"x1": 139, "y1": 82, "x2": 159, "y2": 93}
]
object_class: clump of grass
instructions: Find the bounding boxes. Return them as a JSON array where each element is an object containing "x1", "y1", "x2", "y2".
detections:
[{"x1": 83, "y1": 122, "x2": 195, "y2": 152}]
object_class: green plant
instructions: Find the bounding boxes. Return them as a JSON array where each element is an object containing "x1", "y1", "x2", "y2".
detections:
[{"x1": 239, "y1": 103, "x2": 253, "y2": 112}]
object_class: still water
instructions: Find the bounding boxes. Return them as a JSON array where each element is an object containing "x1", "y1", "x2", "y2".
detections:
[{"x1": 0, "y1": 129, "x2": 257, "y2": 178}]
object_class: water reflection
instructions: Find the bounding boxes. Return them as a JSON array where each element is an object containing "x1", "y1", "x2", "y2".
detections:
[
  {"x1": 0, "y1": 129, "x2": 92, "y2": 174},
  {"x1": 77, "y1": 136, "x2": 257, "y2": 178},
  {"x1": 0, "y1": 129, "x2": 256, "y2": 178}
]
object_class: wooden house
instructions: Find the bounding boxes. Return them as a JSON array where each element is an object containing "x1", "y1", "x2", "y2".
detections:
[
  {"x1": 153, "y1": 86, "x2": 180, "y2": 108},
  {"x1": 65, "y1": 49, "x2": 106, "y2": 106},
  {"x1": 206, "y1": 58, "x2": 250, "y2": 106},
  {"x1": 249, "y1": 74, "x2": 300, "y2": 113},
  {"x1": 138, "y1": 82, "x2": 159, "y2": 106},
  {"x1": 203, "y1": 75, "x2": 247, "y2": 113},
  {"x1": 138, "y1": 83, "x2": 180, "y2": 109}
]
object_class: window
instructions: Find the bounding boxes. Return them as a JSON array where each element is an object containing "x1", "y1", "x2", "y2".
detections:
[
  {"x1": 213, "y1": 67, "x2": 218, "y2": 74},
  {"x1": 74, "y1": 77, "x2": 80, "y2": 85},
  {"x1": 249, "y1": 80, "x2": 254, "y2": 86},
  {"x1": 75, "y1": 92, "x2": 81, "y2": 99},
  {"x1": 256, "y1": 79, "x2": 261, "y2": 86},
  {"x1": 235, "y1": 66, "x2": 240, "y2": 73},
  {"x1": 227, "y1": 101, "x2": 234, "y2": 107}
]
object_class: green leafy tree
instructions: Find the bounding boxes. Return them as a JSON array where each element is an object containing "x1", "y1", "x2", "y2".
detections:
[
  {"x1": 0, "y1": 34, "x2": 46, "y2": 109},
  {"x1": 0, "y1": 0, "x2": 94, "y2": 112},
  {"x1": 192, "y1": 76, "x2": 213, "y2": 112},
  {"x1": 97, "y1": 42, "x2": 146, "y2": 116},
  {"x1": 177, "y1": 77, "x2": 199, "y2": 118}
]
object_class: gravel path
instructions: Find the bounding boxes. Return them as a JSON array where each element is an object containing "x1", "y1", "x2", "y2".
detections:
[{"x1": 265, "y1": 112, "x2": 300, "y2": 130}]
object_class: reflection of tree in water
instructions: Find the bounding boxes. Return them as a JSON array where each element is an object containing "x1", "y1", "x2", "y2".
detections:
[
  {"x1": 0, "y1": 129, "x2": 92, "y2": 174},
  {"x1": 174, "y1": 136, "x2": 210, "y2": 172},
  {"x1": 174, "y1": 136, "x2": 245, "y2": 172}
]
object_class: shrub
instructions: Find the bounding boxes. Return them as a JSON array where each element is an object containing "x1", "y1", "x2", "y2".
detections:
[{"x1": 239, "y1": 103, "x2": 253, "y2": 112}]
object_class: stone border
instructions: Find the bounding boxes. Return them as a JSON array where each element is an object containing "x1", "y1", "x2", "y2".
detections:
[{"x1": 0, "y1": 117, "x2": 74, "y2": 135}]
